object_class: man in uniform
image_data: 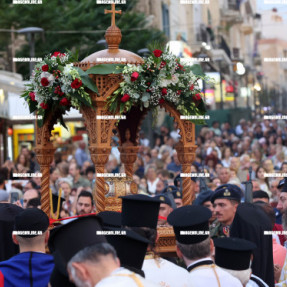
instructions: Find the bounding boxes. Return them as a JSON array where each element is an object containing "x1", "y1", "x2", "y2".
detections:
[
  {"x1": 209, "y1": 184, "x2": 242, "y2": 238},
  {"x1": 167, "y1": 205, "x2": 242, "y2": 286},
  {"x1": 0, "y1": 208, "x2": 54, "y2": 286},
  {"x1": 163, "y1": 185, "x2": 183, "y2": 208},
  {"x1": 154, "y1": 194, "x2": 174, "y2": 226},
  {"x1": 121, "y1": 194, "x2": 190, "y2": 287}
]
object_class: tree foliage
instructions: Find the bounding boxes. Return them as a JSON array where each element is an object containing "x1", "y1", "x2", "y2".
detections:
[{"x1": 0, "y1": 0, "x2": 166, "y2": 78}]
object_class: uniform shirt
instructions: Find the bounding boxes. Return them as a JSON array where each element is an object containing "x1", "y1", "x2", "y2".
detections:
[
  {"x1": 143, "y1": 255, "x2": 189, "y2": 287},
  {"x1": 0, "y1": 252, "x2": 54, "y2": 287},
  {"x1": 187, "y1": 257, "x2": 242, "y2": 287},
  {"x1": 210, "y1": 220, "x2": 230, "y2": 238},
  {"x1": 96, "y1": 267, "x2": 160, "y2": 287}
]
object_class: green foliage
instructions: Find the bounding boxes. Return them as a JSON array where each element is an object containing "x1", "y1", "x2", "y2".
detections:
[{"x1": 0, "y1": 0, "x2": 166, "y2": 78}]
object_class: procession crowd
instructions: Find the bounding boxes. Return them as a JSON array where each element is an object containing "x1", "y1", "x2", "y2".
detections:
[{"x1": 1, "y1": 117, "x2": 287, "y2": 286}]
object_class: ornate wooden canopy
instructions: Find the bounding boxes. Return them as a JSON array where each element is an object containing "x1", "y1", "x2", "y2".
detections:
[{"x1": 36, "y1": 4, "x2": 197, "y2": 254}]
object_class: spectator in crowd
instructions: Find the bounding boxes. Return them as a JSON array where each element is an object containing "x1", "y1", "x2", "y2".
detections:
[
  {"x1": 23, "y1": 189, "x2": 40, "y2": 209},
  {"x1": 145, "y1": 166, "x2": 159, "y2": 195},
  {"x1": 255, "y1": 166, "x2": 271, "y2": 197},
  {"x1": 50, "y1": 167, "x2": 60, "y2": 195},
  {"x1": 218, "y1": 168, "x2": 231, "y2": 185},
  {"x1": 69, "y1": 163, "x2": 91, "y2": 190},
  {"x1": 76, "y1": 191, "x2": 94, "y2": 216},
  {"x1": 74, "y1": 141, "x2": 88, "y2": 167}
]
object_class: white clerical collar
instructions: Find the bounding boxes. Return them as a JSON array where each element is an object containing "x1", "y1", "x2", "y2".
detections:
[{"x1": 187, "y1": 257, "x2": 213, "y2": 270}]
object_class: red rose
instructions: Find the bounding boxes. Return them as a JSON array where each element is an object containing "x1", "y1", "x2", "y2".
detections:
[
  {"x1": 176, "y1": 90, "x2": 182, "y2": 95},
  {"x1": 147, "y1": 82, "x2": 151, "y2": 86},
  {"x1": 161, "y1": 88, "x2": 168, "y2": 96},
  {"x1": 194, "y1": 93, "x2": 202, "y2": 101},
  {"x1": 131, "y1": 72, "x2": 139, "y2": 82},
  {"x1": 40, "y1": 102, "x2": 48, "y2": 109},
  {"x1": 159, "y1": 98, "x2": 165, "y2": 104},
  {"x1": 153, "y1": 49, "x2": 163, "y2": 57},
  {"x1": 121, "y1": 94, "x2": 130, "y2": 103},
  {"x1": 29, "y1": 92, "x2": 36, "y2": 101},
  {"x1": 71, "y1": 78, "x2": 82, "y2": 89},
  {"x1": 52, "y1": 52, "x2": 65, "y2": 58},
  {"x1": 41, "y1": 77, "x2": 49, "y2": 87},
  {"x1": 60, "y1": 97, "x2": 70, "y2": 106},
  {"x1": 190, "y1": 85, "x2": 194, "y2": 91},
  {"x1": 42, "y1": 64, "x2": 49, "y2": 72}
]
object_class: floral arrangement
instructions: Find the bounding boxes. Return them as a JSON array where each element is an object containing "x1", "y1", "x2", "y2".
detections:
[
  {"x1": 107, "y1": 47, "x2": 209, "y2": 123},
  {"x1": 21, "y1": 51, "x2": 97, "y2": 128}
]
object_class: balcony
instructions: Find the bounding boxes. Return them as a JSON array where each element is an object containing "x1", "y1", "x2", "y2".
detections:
[{"x1": 220, "y1": 0, "x2": 243, "y2": 23}]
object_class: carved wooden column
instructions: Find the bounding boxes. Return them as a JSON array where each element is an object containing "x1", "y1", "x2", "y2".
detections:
[
  {"x1": 34, "y1": 114, "x2": 56, "y2": 217},
  {"x1": 118, "y1": 146, "x2": 139, "y2": 177},
  {"x1": 89, "y1": 147, "x2": 111, "y2": 212}
]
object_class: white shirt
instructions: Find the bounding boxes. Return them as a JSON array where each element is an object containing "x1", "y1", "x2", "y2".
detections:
[
  {"x1": 96, "y1": 267, "x2": 159, "y2": 287},
  {"x1": 187, "y1": 258, "x2": 242, "y2": 287},
  {"x1": 143, "y1": 257, "x2": 189, "y2": 287},
  {"x1": 147, "y1": 178, "x2": 159, "y2": 194}
]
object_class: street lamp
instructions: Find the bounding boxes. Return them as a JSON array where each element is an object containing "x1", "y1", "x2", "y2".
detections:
[{"x1": 17, "y1": 27, "x2": 44, "y2": 75}]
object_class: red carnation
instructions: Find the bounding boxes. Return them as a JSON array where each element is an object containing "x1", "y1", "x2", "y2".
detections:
[
  {"x1": 29, "y1": 92, "x2": 36, "y2": 101},
  {"x1": 147, "y1": 82, "x2": 151, "y2": 86},
  {"x1": 41, "y1": 77, "x2": 49, "y2": 87},
  {"x1": 60, "y1": 97, "x2": 70, "y2": 106},
  {"x1": 176, "y1": 90, "x2": 182, "y2": 95},
  {"x1": 161, "y1": 88, "x2": 168, "y2": 96},
  {"x1": 131, "y1": 71, "x2": 139, "y2": 82},
  {"x1": 190, "y1": 85, "x2": 194, "y2": 91},
  {"x1": 40, "y1": 102, "x2": 48, "y2": 109},
  {"x1": 160, "y1": 61, "x2": 166, "y2": 68},
  {"x1": 71, "y1": 78, "x2": 82, "y2": 89},
  {"x1": 153, "y1": 49, "x2": 163, "y2": 57},
  {"x1": 159, "y1": 98, "x2": 165, "y2": 104},
  {"x1": 194, "y1": 93, "x2": 202, "y2": 101},
  {"x1": 41, "y1": 64, "x2": 49, "y2": 72},
  {"x1": 121, "y1": 94, "x2": 130, "y2": 103},
  {"x1": 52, "y1": 52, "x2": 65, "y2": 57}
]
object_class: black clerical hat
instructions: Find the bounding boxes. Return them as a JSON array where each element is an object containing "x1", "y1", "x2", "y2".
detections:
[
  {"x1": 253, "y1": 190, "x2": 269, "y2": 200},
  {"x1": 14, "y1": 208, "x2": 49, "y2": 238},
  {"x1": 49, "y1": 266, "x2": 76, "y2": 287},
  {"x1": 211, "y1": 184, "x2": 242, "y2": 203},
  {"x1": 51, "y1": 194, "x2": 65, "y2": 214},
  {"x1": 48, "y1": 215, "x2": 106, "y2": 276},
  {"x1": 167, "y1": 205, "x2": 211, "y2": 244},
  {"x1": 120, "y1": 194, "x2": 161, "y2": 229},
  {"x1": 214, "y1": 237, "x2": 256, "y2": 270},
  {"x1": 98, "y1": 211, "x2": 122, "y2": 228},
  {"x1": 105, "y1": 227, "x2": 150, "y2": 271},
  {"x1": 154, "y1": 194, "x2": 172, "y2": 207}
]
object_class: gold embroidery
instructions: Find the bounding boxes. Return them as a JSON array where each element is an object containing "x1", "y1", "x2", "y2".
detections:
[{"x1": 114, "y1": 273, "x2": 144, "y2": 287}]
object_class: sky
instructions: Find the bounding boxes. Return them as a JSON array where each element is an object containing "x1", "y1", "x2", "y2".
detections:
[{"x1": 257, "y1": 0, "x2": 287, "y2": 13}]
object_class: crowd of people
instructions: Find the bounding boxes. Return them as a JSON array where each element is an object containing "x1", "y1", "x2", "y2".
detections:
[{"x1": 0, "y1": 117, "x2": 287, "y2": 286}]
